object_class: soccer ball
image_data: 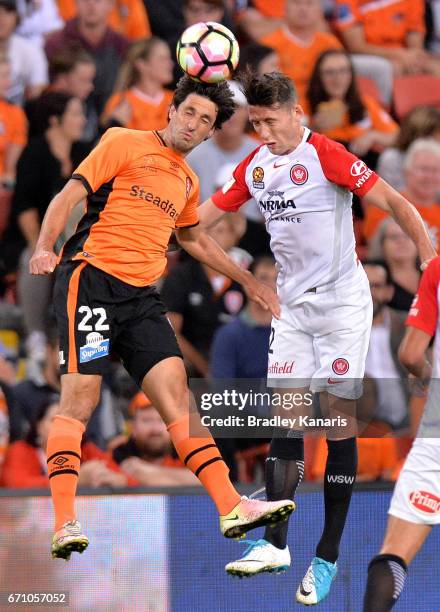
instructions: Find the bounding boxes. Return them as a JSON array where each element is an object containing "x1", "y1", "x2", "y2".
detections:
[{"x1": 176, "y1": 21, "x2": 239, "y2": 84}]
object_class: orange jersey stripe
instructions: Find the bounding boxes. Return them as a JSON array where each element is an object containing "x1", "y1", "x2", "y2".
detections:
[{"x1": 67, "y1": 262, "x2": 87, "y2": 373}]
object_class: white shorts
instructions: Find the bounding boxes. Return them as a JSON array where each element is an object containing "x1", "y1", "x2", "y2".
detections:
[
  {"x1": 389, "y1": 439, "x2": 440, "y2": 525},
  {"x1": 267, "y1": 265, "x2": 372, "y2": 400}
]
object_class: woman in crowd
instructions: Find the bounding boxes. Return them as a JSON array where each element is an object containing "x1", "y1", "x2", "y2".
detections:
[
  {"x1": 1, "y1": 399, "x2": 136, "y2": 488},
  {"x1": 368, "y1": 218, "x2": 420, "y2": 313},
  {"x1": 101, "y1": 37, "x2": 174, "y2": 131},
  {"x1": 306, "y1": 49, "x2": 398, "y2": 161},
  {"x1": 4, "y1": 91, "x2": 89, "y2": 367},
  {"x1": 377, "y1": 105, "x2": 440, "y2": 191}
]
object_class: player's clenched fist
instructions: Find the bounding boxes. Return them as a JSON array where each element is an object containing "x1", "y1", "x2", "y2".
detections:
[{"x1": 29, "y1": 248, "x2": 58, "y2": 275}]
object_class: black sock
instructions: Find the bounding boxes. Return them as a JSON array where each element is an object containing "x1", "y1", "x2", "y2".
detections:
[
  {"x1": 264, "y1": 429, "x2": 304, "y2": 550},
  {"x1": 363, "y1": 554, "x2": 407, "y2": 612},
  {"x1": 315, "y1": 437, "x2": 357, "y2": 563}
]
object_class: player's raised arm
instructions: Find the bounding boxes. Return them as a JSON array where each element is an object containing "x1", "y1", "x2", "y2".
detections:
[
  {"x1": 362, "y1": 177, "x2": 437, "y2": 269},
  {"x1": 29, "y1": 178, "x2": 88, "y2": 275},
  {"x1": 198, "y1": 197, "x2": 226, "y2": 228},
  {"x1": 175, "y1": 223, "x2": 280, "y2": 319}
]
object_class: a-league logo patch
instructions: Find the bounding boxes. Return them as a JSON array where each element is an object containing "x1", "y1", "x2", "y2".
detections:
[
  {"x1": 252, "y1": 166, "x2": 265, "y2": 189},
  {"x1": 290, "y1": 164, "x2": 308, "y2": 185},
  {"x1": 332, "y1": 358, "x2": 349, "y2": 375}
]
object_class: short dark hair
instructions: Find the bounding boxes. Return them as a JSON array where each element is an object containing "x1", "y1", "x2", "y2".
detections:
[
  {"x1": 33, "y1": 91, "x2": 76, "y2": 133},
  {"x1": 171, "y1": 75, "x2": 236, "y2": 129},
  {"x1": 49, "y1": 46, "x2": 94, "y2": 83},
  {"x1": 237, "y1": 43, "x2": 276, "y2": 76},
  {"x1": 238, "y1": 70, "x2": 297, "y2": 107}
]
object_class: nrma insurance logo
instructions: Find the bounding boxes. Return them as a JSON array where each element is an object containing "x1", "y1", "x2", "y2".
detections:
[{"x1": 79, "y1": 332, "x2": 110, "y2": 363}]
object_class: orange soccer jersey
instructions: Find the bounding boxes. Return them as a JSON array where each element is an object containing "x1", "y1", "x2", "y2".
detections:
[
  {"x1": 261, "y1": 27, "x2": 342, "y2": 106},
  {"x1": 103, "y1": 89, "x2": 173, "y2": 132},
  {"x1": 364, "y1": 194, "x2": 440, "y2": 248},
  {"x1": 334, "y1": 0, "x2": 425, "y2": 48},
  {"x1": 252, "y1": 0, "x2": 285, "y2": 18},
  {"x1": 56, "y1": 0, "x2": 151, "y2": 40},
  {"x1": 63, "y1": 127, "x2": 200, "y2": 287},
  {"x1": 0, "y1": 99, "x2": 27, "y2": 176}
]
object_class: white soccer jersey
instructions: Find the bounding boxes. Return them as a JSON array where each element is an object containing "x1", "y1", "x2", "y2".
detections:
[{"x1": 212, "y1": 128, "x2": 379, "y2": 304}]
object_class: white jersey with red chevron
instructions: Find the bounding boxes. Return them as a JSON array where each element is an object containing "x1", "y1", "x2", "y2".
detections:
[{"x1": 212, "y1": 127, "x2": 379, "y2": 304}]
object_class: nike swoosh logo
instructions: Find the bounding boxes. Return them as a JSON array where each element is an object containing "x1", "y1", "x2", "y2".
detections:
[
  {"x1": 327, "y1": 378, "x2": 344, "y2": 384},
  {"x1": 300, "y1": 584, "x2": 312, "y2": 596},
  {"x1": 273, "y1": 161, "x2": 289, "y2": 168},
  {"x1": 224, "y1": 514, "x2": 239, "y2": 521}
]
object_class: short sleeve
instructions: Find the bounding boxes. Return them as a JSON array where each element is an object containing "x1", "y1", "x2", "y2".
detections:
[
  {"x1": 309, "y1": 132, "x2": 379, "y2": 197},
  {"x1": 10, "y1": 106, "x2": 28, "y2": 146},
  {"x1": 211, "y1": 147, "x2": 260, "y2": 212},
  {"x1": 406, "y1": 258, "x2": 440, "y2": 336},
  {"x1": 72, "y1": 128, "x2": 131, "y2": 194},
  {"x1": 407, "y1": 0, "x2": 425, "y2": 33},
  {"x1": 175, "y1": 178, "x2": 200, "y2": 228}
]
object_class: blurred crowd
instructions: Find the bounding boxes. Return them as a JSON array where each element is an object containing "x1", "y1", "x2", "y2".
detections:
[{"x1": 0, "y1": 0, "x2": 440, "y2": 489}]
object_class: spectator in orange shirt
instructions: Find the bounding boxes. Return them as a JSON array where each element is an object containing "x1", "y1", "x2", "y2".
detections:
[
  {"x1": 102, "y1": 37, "x2": 174, "y2": 132},
  {"x1": 57, "y1": 0, "x2": 151, "y2": 40},
  {"x1": 112, "y1": 392, "x2": 199, "y2": 486},
  {"x1": 260, "y1": 0, "x2": 342, "y2": 107},
  {"x1": 306, "y1": 50, "x2": 398, "y2": 159},
  {"x1": 236, "y1": 0, "x2": 286, "y2": 40},
  {"x1": 364, "y1": 138, "x2": 440, "y2": 247},
  {"x1": 0, "y1": 54, "x2": 27, "y2": 185},
  {"x1": 1, "y1": 399, "x2": 136, "y2": 488},
  {"x1": 334, "y1": 0, "x2": 440, "y2": 76}
]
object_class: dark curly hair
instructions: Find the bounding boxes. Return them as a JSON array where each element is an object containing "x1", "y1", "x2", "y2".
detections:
[
  {"x1": 307, "y1": 49, "x2": 365, "y2": 125},
  {"x1": 238, "y1": 70, "x2": 297, "y2": 107},
  {"x1": 172, "y1": 75, "x2": 236, "y2": 129}
]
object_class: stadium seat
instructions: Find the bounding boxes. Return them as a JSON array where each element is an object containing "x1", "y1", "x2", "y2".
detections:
[
  {"x1": 393, "y1": 75, "x2": 440, "y2": 120},
  {"x1": 356, "y1": 76, "x2": 383, "y2": 106}
]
